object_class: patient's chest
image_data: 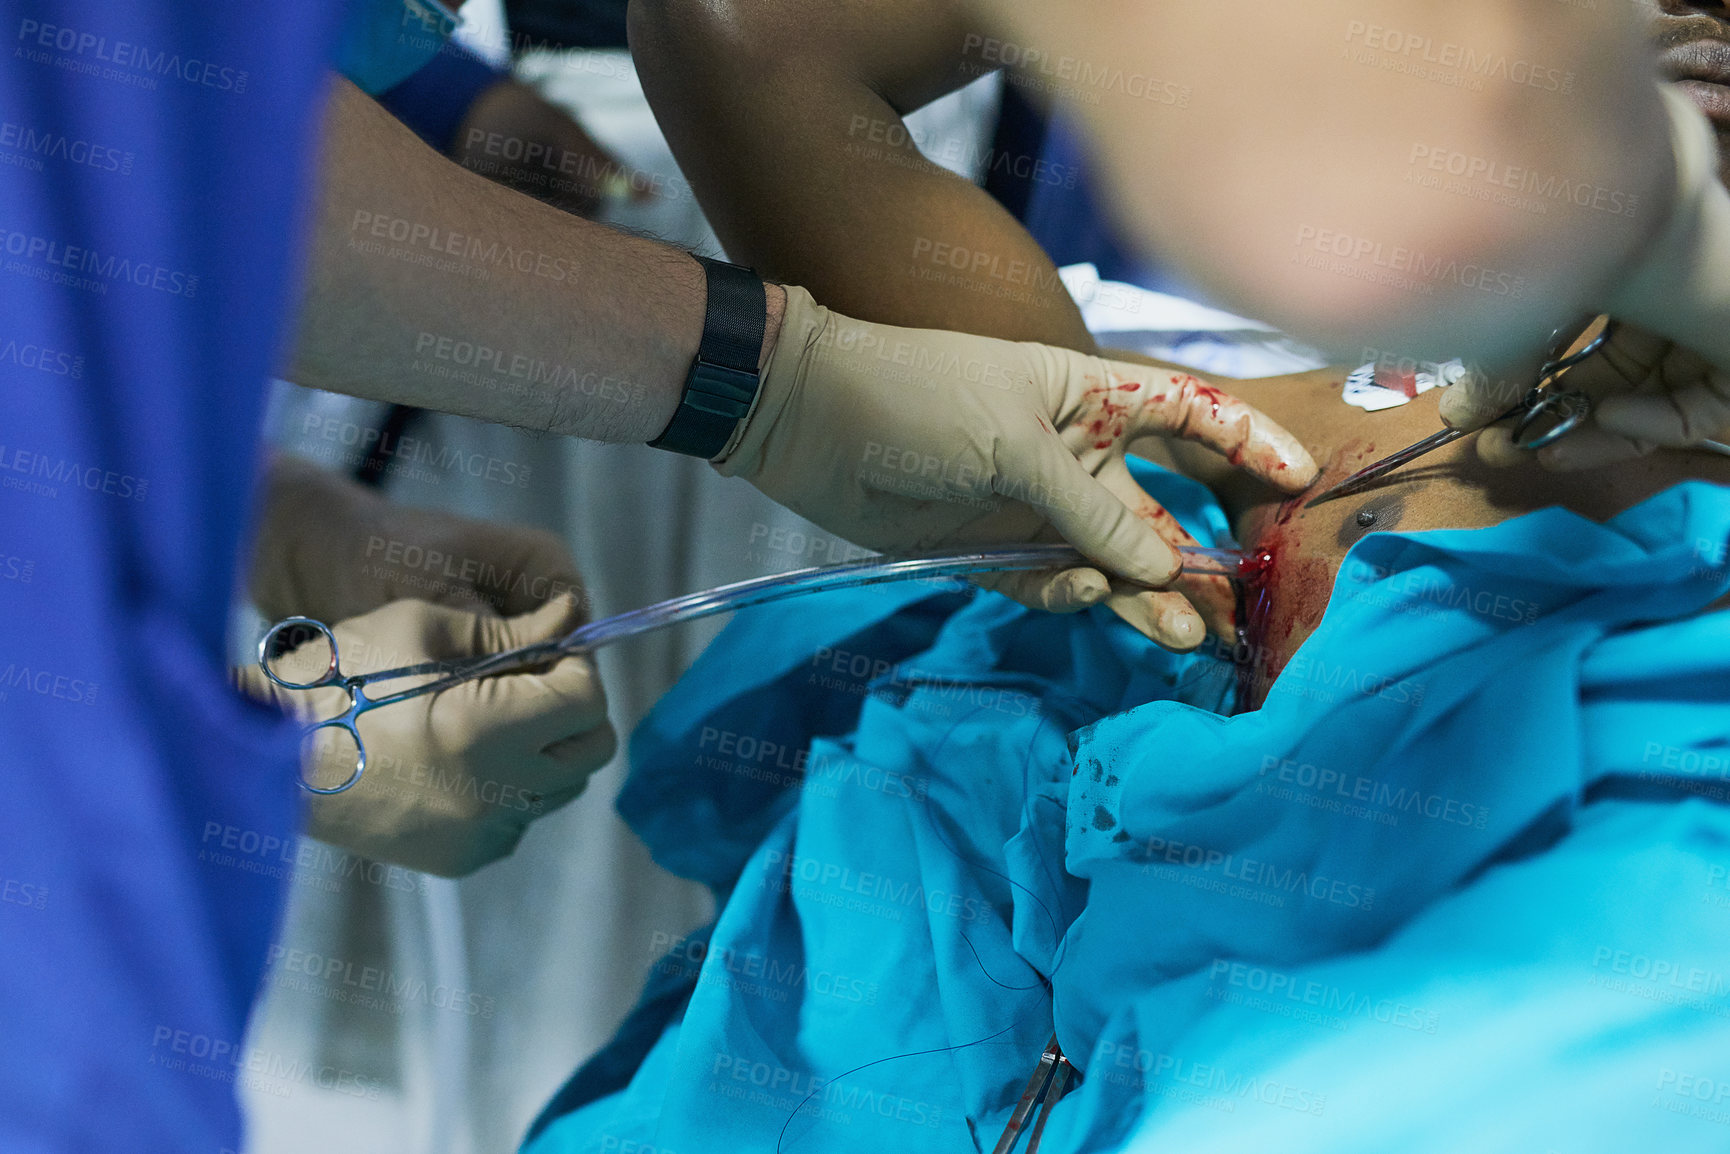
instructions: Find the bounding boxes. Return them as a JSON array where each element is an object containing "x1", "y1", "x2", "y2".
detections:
[
  {"x1": 1225, "y1": 418, "x2": 1730, "y2": 712},
  {"x1": 1231, "y1": 439, "x2": 1400, "y2": 711},
  {"x1": 1224, "y1": 409, "x2": 1537, "y2": 711},
  {"x1": 1234, "y1": 508, "x2": 1331, "y2": 710}
]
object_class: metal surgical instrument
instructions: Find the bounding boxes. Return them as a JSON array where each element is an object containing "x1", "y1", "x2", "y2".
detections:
[
  {"x1": 260, "y1": 541, "x2": 1246, "y2": 794},
  {"x1": 993, "y1": 1035, "x2": 1074, "y2": 1154},
  {"x1": 1305, "y1": 318, "x2": 1617, "y2": 508}
]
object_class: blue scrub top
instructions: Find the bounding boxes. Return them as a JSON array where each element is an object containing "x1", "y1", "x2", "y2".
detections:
[{"x1": 0, "y1": 2, "x2": 349, "y2": 1149}]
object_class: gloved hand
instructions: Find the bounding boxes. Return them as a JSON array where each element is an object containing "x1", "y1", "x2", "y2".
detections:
[
  {"x1": 1602, "y1": 85, "x2": 1730, "y2": 376},
  {"x1": 1441, "y1": 319, "x2": 1730, "y2": 470},
  {"x1": 1442, "y1": 85, "x2": 1730, "y2": 465},
  {"x1": 250, "y1": 455, "x2": 585, "y2": 623},
  {"x1": 721, "y1": 287, "x2": 1318, "y2": 649},
  {"x1": 235, "y1": 594, "x2": 614, "y2": 877}
]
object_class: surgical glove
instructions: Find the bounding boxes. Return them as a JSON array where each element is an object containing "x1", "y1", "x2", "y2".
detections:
[
  {"x1": 250, "y1": 455, "x2": 585, "y2": 623},
  {"x1": 235, "y1": 594, "x2": 614, "y2": 877},
  {"x1": 721, "y1": 287, "x2": 1317, "y2": 649},
  {"x1": 1463, "y1": 321, "x2": 1730, "y2": 470},
  {"x1": 1603, "y1": 85, "x2": 1730, "y2": 375},
  {"x1": 1442, "y1": 85, "x2": 1730, "y2": 456}
]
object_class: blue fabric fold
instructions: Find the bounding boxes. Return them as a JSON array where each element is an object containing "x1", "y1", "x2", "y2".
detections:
[
  {"x1": 1048, "y1": 481, "x2": 1730, "y2": 1151},
  {"x1": 529, "y1": 477, "x2": 1730, "y2": 1154}
]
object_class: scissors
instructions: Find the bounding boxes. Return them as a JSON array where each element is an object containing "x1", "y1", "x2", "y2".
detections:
[
  {"x1": 1304, "y1": 317, "x2": 1617, "y2": 508},
  {"x1": 260, "y1": 541, "x2": 1246, "y2": 794}
]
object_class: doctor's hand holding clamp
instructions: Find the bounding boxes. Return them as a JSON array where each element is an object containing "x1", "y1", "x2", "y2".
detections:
[
  {"x1": 1306, "y1": 317, "x2": 1622, "y2": 507},
  {"x1": 259, "y1": 542, "x2": 1243, "y2": 794}
]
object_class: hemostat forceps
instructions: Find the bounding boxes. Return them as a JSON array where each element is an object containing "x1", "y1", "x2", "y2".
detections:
[
  {"x1": 1305, "y1": 317, "x2": 1617, "y2": 508},
  {"x1": 993, "y1": 1036, "x2": 1074, "y2": 1154},
  {"x1": 259, "y1": 542, "x2": 1245, "y2": 794}
]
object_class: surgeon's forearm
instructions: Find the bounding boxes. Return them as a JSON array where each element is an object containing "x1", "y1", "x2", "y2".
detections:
[
  {"x1": 968, "y1": 0, "x2": 1672, "y2": 368},
  {"x1": 292, "y1": 77, "x2": 781, "y2": 443},
  {"x1": 630, "y1": 0, "x2": 1091, "y2": 350}
]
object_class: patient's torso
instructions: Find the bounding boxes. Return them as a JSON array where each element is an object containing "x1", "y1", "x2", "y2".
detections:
[{"x1": 1169, "y1": 367, "x2": 1730, "y2": 710}]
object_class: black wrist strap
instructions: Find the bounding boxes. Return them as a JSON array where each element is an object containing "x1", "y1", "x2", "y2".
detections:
[{"x1": 649, "y1": 257, "x2": 767, "y2": 459}]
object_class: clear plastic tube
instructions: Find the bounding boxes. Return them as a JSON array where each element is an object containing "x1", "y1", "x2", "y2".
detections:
[
  {"x1": 342, "y1": 542, "x2": 1243, "y2": 701},
  {"x1": 548, "y1": 541, "x2": 1239, "y2": 654},
  {"x1": 272, "y1": 542, "x2": 1246, "y2": 793}
]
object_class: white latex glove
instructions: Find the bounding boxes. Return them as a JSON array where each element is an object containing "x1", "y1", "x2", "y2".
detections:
[
  {"x1": 723, "y1": 287, "x2": 1318, "y2": 649},
  {"x1": 236, "y1": 595, "x2": 614, "y2": 877},
  {"x1": 1442, "y1": 85, "x2": 1730, "y2": 465},
  {"x1": 1604, "y1": 85, "x2": 1730, "y2": 375},
  {"x1": 1450, "y1": 320, "x2": 1730, "y2": 470}
]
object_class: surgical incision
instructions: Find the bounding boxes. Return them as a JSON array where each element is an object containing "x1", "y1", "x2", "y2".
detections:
[{"x1": 1230, "y1": 439, "x2": 1391, "y2": 711}]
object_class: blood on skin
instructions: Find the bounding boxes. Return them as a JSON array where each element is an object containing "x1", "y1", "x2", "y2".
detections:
[
  {"x1": 1070, "y1": 371, "x2": 1336, "y2": 649},
  {"x1": 1232, "y1": 520, "x2": 1332, "y2": 711},
  {"x1": 1232, "y1": 440, "x2": 1378, "y2": 712}
]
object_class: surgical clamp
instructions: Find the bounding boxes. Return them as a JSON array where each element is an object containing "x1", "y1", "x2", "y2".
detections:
[
  {"x1": 993, "y1": 1035, "x2": 1074, "y2": 1154},
  {"x1": 260, "y1": 541, "x2": 1246, "y2": 794},
  {"x1": 1305, "y1": 317, "x2": 1618, "y2": 508}
]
